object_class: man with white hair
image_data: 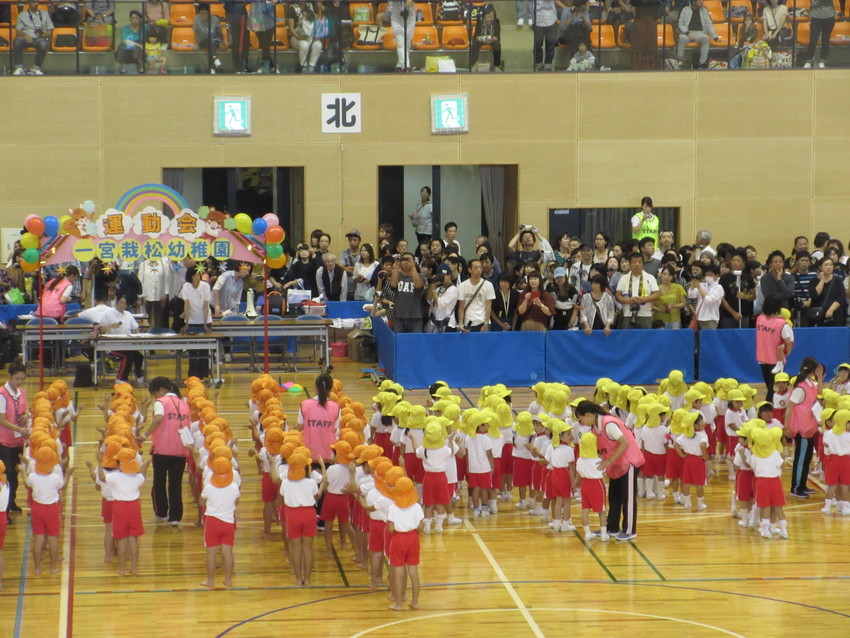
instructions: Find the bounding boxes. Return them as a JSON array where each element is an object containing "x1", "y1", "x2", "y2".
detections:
[
  {"x1": 316, "y1": 253, "x2": 347, "y2": 301},
  {"x1": 694, "y1": 230, "x2": 716, "y2": 261}
]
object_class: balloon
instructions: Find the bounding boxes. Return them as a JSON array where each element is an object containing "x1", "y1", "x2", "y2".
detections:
[
  {"x1": 234, "y1": 213, "x2": 252, "y2": 234},
  {"x1": 23, "y1": 248, "x2": 40, "y2": 264},
  {"x1": 252, "y1": 218, "x2": 268, "y2": 236},
  {"x1": 263, "y1": 213, "x2": 279, "y2": 226},
  {"x1": 223, "y1": 218, "x2": 237, "y2": 231},
  {"x1": 25, "y1": 216, "x2": 45, "y2": 236},
  {"x1": 43, "y1": 216, "x2": 60, "y2": 237},
  {"x1": 21, "y1": 259, "x2": 40, "y2": 273},
  {"x1": 266, "y1": 254, "x2": 286, "y2": 269},
  {"x1": 59, "y1": 215, "x2": 71, "y2": 235},
  {"x1": 266, "y1": 243, "x2": 283, "y2": 259},
  {"x1": 20, "y1": 233, "x2": 39, "y2": 250},
  {"x1": 265, "y1": 225, "x2": 284, "y2": 244}
]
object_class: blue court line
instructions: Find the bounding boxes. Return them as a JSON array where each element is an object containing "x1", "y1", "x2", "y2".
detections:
[{"x1": 14, "y1": 522, "x2": 32, "y2": 638}]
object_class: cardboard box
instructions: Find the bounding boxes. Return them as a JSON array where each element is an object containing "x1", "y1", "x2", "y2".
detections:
[{"x1": 347, "y1": 329, "x2": 377, "y2": 363}]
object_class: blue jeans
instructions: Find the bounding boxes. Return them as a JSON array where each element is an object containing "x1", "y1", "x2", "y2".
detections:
[
  {"x1": 533, "y1": 24, "x2": 558, "y2": 65},
  {"x1": 394, "y1": 317, "x2": 423, "y2": 333},
  {"x1": 13, "y1": 36, "x2": 48, "y2": 68},
  {"x1": 516, "y1": 0, "x2": 530, "y2": 20}
]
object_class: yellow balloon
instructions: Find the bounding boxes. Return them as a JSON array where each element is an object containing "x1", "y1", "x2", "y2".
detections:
[
  {"x1": 59, "y1": 215, "x2": 71, "y2": 235},
  {"x1": 266, "y1": 255, "x2": 286, "y2": 269},
  {"x1": 20, "y1": 233, "x2": 39, "y2": 250}
]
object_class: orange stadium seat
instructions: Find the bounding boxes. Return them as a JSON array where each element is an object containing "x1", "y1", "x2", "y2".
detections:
[
  {"x1": 412, "y1": 25, "x2": 439, "y2": 49},
  {"x1": 170, "y1": 3, "x2": 196, "y2": 26},
  {"x1": 441, "y1": 25, "x2": 469, "y2": 49},
  {"x1": 170, "y1": 27, "x2": 196, "y2": 51}
]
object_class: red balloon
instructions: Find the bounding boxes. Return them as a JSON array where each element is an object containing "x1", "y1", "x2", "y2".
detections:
[
  {"x1": 265, "y1": 225, "x2": 284, "y2": 244},
  {"x1": 25, "y1": 216, "x2": 45, "y2": 236}
]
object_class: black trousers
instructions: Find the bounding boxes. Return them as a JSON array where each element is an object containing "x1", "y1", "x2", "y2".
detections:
[
  {"x1": 227, "y1": 13, "x2": 249, "y2": 72},
  {"x1": 760, "y1": 363, "x2": 776, "y2": 402},
  {"x1": 185, "y1": 324, "x2": 210, "y2": 379},
  {"x1": 791, "y1": 434, "x2": 815, "y2": 493},
  {"x1": 607, "y1": 465, "x2": 638, "y2": 536},
  {"x1": 169, "y1": 296, "x2": 185, "y2": 333},
  {"x1": 0, "y1": 445, "x2": 23, "y2": 511},
  {"x1": 152, "y1": 453, "x2": 186, "y2": 522}
]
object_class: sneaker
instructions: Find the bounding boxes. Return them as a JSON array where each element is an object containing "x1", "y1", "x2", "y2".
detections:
[
  {"x1": 683, "y1": 502, "x2": 692, "y2": 510},
  {"x1": 214, "y1": 57, "x2": 223, "y2": 69},
  {"x1": 515, "y1": 501, "x2": 527, "y2": 510},
  {"x1": 434, "y1": 524, "x2": 443, "y2": 533},
  {"x1": 802, "y1": 487, "x2": 815, "y2": 494},
  {"x1": 738, "y1": 519, "x2": 749, "y2": 527},
  {"x1": 168, "y1": 520, "x2": 179, "y2": 527},
  {"x1": 656, "y1": 493, "x2": 665, "y2": 501},
  {"x1": 13, "y1": 67, "x2": 25, "y2": 76},
  {"x1": 561, "y1": 521, "x2": 576, "y2": 532},
  {"x1": 599, "y1": 531, "x2": 609, "y2": 542},
  {"x1": 645, "y1": 492, "x2": 656, "y2": 500},
  {"x1": 731, "y1": 510, "x2": 740, "y2": 519},
  {"x1": 616, "y1": 532, "x2": 637, "y2": 541},
  {"x1": 224, "y1": 353, "x2": 233, "y2": 363},
  {"x1": 778, "y1": 529, "x2": 789, "y2": 539},
  {"x1": 529, "y1": 507, "x2": 542, "y2": 515},
  {"x1": 821, "y1": 505, "x2": 832, "y2": 515},
  {"x1": 473, "y1": 508, "x2": 480, "y2": 518},
  {"x1": 534, "y1": 63, "x2": 544, "y2": 72},
  {"x1": 541, "y1": 64, "x2": 553, "y2": 72},
  {"x1": 516, "y1": 18, "x2": 524, "y2": 26},
  {"x1": 760, "y1": 528, "x2": 772, "y2": 539},
  {"x1": 697, "y1": 503, "x2": 708, "y2": 511},
  {"x1": 818, "y1": 61, "x2": 826, "y2": 68},
  {"x1": 30, "y1": 66, "x2": 44, "y2": 76},
  {"x1": 480, "y1": 508, "x2": 490, "y2": 517},
  {"x1": 841, "y1": 506, "x2": 850, "y2": 516},
  {"x1": 790, "y1": 490, "x2": 809, "y2": 499},
  {"x1": 446, "y1": 515, "x2": 463, "y2": 525},
  {"x1": 584, "y1": 529, "x2": 595, "y2": 540},
  {"x1": 551, "y1": 520, "x2": 561, "y2": 531},
  {"x1": 803, "y1": 62, "x2": 812, "y2": 69}
]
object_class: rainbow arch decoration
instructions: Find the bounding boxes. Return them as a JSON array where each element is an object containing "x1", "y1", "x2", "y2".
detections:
[{"x1": 114, "y1": 183, "x2": 190, "y2": 216}]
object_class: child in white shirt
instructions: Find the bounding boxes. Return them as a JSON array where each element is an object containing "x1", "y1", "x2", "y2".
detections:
[
  {"x1": 576, "y1": 432, "x2": 608, "y2": 541},
  {"x1": 675, "y1": 412, "x2": 709, "y2": 511}
]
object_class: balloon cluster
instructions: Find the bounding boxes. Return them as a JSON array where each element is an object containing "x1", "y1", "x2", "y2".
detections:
[
  {"x1": 247, "y1": 213, "x2": 287, "y2": 269},
  {"x1": 20, "y1": 214, "x2": 62, "y2": 273}
]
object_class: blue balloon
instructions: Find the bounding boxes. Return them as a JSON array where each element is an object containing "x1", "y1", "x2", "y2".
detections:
[
  {"x1": 43, "y1": 215, "x2": 60, "y2": 237},
  {"x1": 252, "y1": 218, "x2": 268, "y2": 236}
]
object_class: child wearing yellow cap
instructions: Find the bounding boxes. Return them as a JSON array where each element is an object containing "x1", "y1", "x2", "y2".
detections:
[
  {"x1": 724, "y1": 390, "x2": 747, "y2": 484},
  {"x1": 639, "y1": 403, "x2": 669, "y2": 502},
  {"x1": 828, "y1": 363, "x2": 850, "y2": 395},
  {"x1": 199, "y1": 457, "x2": 241, "y2": 588},
  {"x1": 527, "y1": 416, "x2": 548, "y2": 516},
  {"x1": 771, "y1": 373, "x2": 791, "y2": 426},
  {"x1": 0, "y1": 460, "x2": 7, "y2": 588},
  {"x1": 415, "y1": 422, "x2": 455, "y2": 534},
  {"x1": 674, "y1": 413, "x2": 709, "y2": 511},
  {"x1": 822, "y1": 409, "x2": 850, "y2": 516},
  {"x1": 386, "y1": 476, "x2": 424, "y2": 612},
  {"x1": 750, "y1": 427, "x2": 788, "y2": 539},
  {"x1": 464, "y1": 413, "x2": 496, "y2": 517},
  {"x1": 99, "y1": 447, "x2": 148, "y2": 576},
  {"x1": 512, "y1": 412, "x2": 536, "y2": 510},
  {"x1": 732, "y1": 425, "x2": 756, "y2": 529},
  {"x1": 545, "y1": 421, "x2": 576, "y2": 532},
  {"x1": 577, "y1": 433, "x2": 608, "y2": 541}
]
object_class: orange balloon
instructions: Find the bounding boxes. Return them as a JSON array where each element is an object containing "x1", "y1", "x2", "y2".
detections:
[{"x1": 21, "y1": 260, "x2": 40, "y2": 273}]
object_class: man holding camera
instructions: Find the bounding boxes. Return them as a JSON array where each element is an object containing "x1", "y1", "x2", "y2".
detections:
[
  {"x1": 13, "y1": 1, "x2": 53, "y2": 75},
  {"x1": 426, "y1": 264, "x2": 458, "y2": 333},
  {"x1": 390, "y1": 252, "x2": 424, "y2": 333},
  {"x1": 457, "y1": 259, "x2": 496, "y2": 333},
  {"x1": 687, "y1": 263, "x2": 724, "y2": 330},
  {"x1": 615, "y1": 252, "x2": 659, "y2": 329}
]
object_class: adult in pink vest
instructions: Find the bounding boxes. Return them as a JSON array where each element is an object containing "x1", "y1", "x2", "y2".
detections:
[
  {"x1": 575, "y1": 400, "x2": 645, "y2": 541},
  {"x1": 0, "y1": 359, "x2": 28, "y2": 517},
  {"x1": 297, "y1": 373, "x2": 340, "y2": 462},
  {"x1": 139, "y1": 376, "x2": 191, "y2": 525},
  {"x1": 37, "y1": 266, "x2": 80, "y2": 321},
  {"x1": 784, "y1": 357, "x2": 823, "y2": 499},
  {"x1": 755, "y1": 294, "x2": 795, "y2": 402}
]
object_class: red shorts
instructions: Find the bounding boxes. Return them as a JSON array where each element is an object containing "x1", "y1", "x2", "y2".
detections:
[
  {"x1": 755, "y1": 476, "x2": 786, "y2": 508},
  {"x1": 542, "y1": 468, "x2": 552, "y2": 498},
  {"x1": 0, "y1": 511, "x2": 6, "y2": 549},
  {"x1": 825, "y1": 455, "x2": 850, "y2": 486},
  {"x1": 531, "y1": 461, "x2": 544, "y2": 491},
  {"x1": 374, "y1": 432, "x2": 392, "y2": 459},
  {"x1": 736, "y1": 469, "x2": 755, "y2": 502},
  {"x1": 391, "y1": 446, "x2": 401, "y2": 466},
  {"x1": 455, "y1": 456, "x2": 467, "y2": 483},
  {"x1": 642, "y1": 452, "x2": 667, "y2": 478},
  {"x1": 467, "y1": 471, "x2": 493, "y2": 490},
  {"x1": 286, "y1": 506, "x2": 318, "y2": 539},
  {"x1": 388, "y1": 529, "x2": 419, "y2": 567},
  {"x1": 500, "y1": 445, "x2": 514, "y2": 474},
  {"x1": 31, "y1": 501, "x2": 61, "y2": 536},
  {"x1": 665, "y1": 448, "x2": 684, "y2": 480},
  {"x1": 101, "y1": 498, "x2": 114, "y2": 524},
  {"x1": 60, "y1": 424, "x2": 72, "y2": 449},
  {"x1": 548, "y1": 467, "x2": 572, "y2": 499},
  {"x1": 512, "y1": 457, "x2": 533, "y2": 488},
  {"x1": 422, "y1": 471, "x2": 450, "y2": 506},
  {"x1": 186, "y1": 454, "x2": 202, "y2": 495},
  {"x1": 261, "y1": 472, "x2": 277, "y2": 503},
  {"x1": 581, "y1": 478, "x2": 606, "y2": 513},
  {"x1": 320, "y1": 493, "x2": 350, "y2": 523},
  {"x1": 404, "y1": 453, "x2": 424, "y2": 484},
  {"x1": 726, "y1": 437, "x2": 738, "y2": 457},
  {"x1": 491, "y1": 458, "x2": 503, "y2": 490},
  {"x1": 384, "y1": 527, "x2": 392, "y2": 557},
  {"x1": 204, "y1": 516, "x2": 235, "y2": 547},
  {"x1": 715, "y1": 416, "x2": 726, "y2": 444},
  {"x1": 278, "y1": 504, "x2": 288, "y2": 523},
  {"x1": 681, "y1": 455, "x2": 706, "y2": 486},
  {"x1": 112, "y1": 500, "x2": 144, "y2": 539},
  {"x1": 368, "y1": 518, "x2": 387, "y2": 553}
]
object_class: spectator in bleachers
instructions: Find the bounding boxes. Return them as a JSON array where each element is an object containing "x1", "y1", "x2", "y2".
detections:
[
  {"x1": 761, "y1": 0, "x2": 789, "y2": 50},
  {"x1": 718, "y1": 250, "x2": 755, "y2": 329},
  {"x1": 353, "y1": 243, "x2": 377, "y2": 301},
  {"x1": 194, "y1": 4, "x2": 224, "y2": 72},
  {"x1": 793, "y1": 252, "x2": 816, "y2": 323},
  {"x1": 567, "y1": 40, "x2": 595, "y2": 70},
  {"x1": 569, "y1": 243, "x2": 594, "y2": 290},
  {"x1": 615, "y1": 251, "x2": 660, "y2": 329},
  {"x1": 653, "y1": 264, "x2": 686, "y2": 329},
  {"x1": 507, "y1": 228, "x2": 542, "y2": 269},
  {"x1": 85, "y1": 0, "x2": 115, "y2": 24},
  {"x1": 311, "y1": 233, "x2": 331, "y2": 268},
  {"x1": 491, "y1": 273, "x2": 519, "y2": 331},
  {"x1": 12, "y1": 1, "x2": 53, "y2": 76},
  {"x1": 51, "y1": 0, "x2": 81, "y2": 27},
  {"x1": 389, "y1": 0, "x2": 415, "y2": 72},
  {"x1": 288, "y1": 1, "x2": 324, "y2": 72},
  {"x1": 606, "y1": 0, "x2": 635, "y2": 41},
  {"x1": 389, "y1": 253, "x2": 424, "y2": 333},
  {"x1": 825, "y1": 239, "x2": 848, "y2": 271},
  {"x1": 736, "y1": 13, "x2": 758, "y2": 48},
  {"x1": 676, "y1": 0, "x2": 720, "y2": 69},
  {"x1": 144, "y1": 0, "x2": 170, "y2": 42},
  {"x1": 479, "y1": 253, "x2": 500, "y2": 289},
  {"x1": 322, "y1": 0, "x2": 353, "y2": 72},
  {"x1": 340, "y1": 230, "x2": 362, "y2": 300},
  {"x1": 639, "y1": 237, "x2": 661, "y2": 277},
  {"x1": 580, "y1": 273, "x2": 616, "y2": 335},
  {"x1": 429, "y1": 238, "x2": 445, "y2": 262},
  {"x1": 115, "y1": 11, "x2": 146, "y2": 73},
  {"x1": 284, "y1": 243, "x2": 319, "y2": 297},
  {"x1": 316, "y1": 253, "x2": 347, "y2": 302},
  {"x1": 409, "y1": 186, "x2": 433, "y2": 246},
  {"x1": 225, "y1": 0, "x2": 250, "y2": 73},
  {"x1": 558, "y1": 0, "x2": 592, "y2": 58},
  {"x1": 693, "y1": 229, "x2": 715, "y2": 261},
  {"x1": 517, "y1": 272, "x2": 554, "y2": 331},
  {"x1": 516, "y1": 0, "x2": 532, "y2": 26},
  {"x1": 810, "y1": 232, "x2": 830, "y2": 261},
  {"x1": 532, "y1": 0, "x2": 562, "y2": 71},
  {"x1": 249, "y1": 0, "x2": 277, "y2": 73},
  {"x1": 785, "y1": 235, "x2": 809, "y2": 272},
  {"x1": 761, "y1": 250, "x2": 795, "y2": 310},
  {"x1": 470, "y1": 4, "x2": 503, "y2": 71},
  {"x1": 547, "y1": 267, "x2": 579, "y2": 330},
  {"x1": 687, "y1": 262, "x2": 723, "y2": 329},
  {"x1": 809, "y1": 257, "x2": 846, "y2": 327},
  {"x1": 652, "y1": 230, "x2": 675, "y2": 260},
  {"x1": 592, "y1": 232, "x2": 613, "y2": 265},
  {"x1": 552, "y1": 233, "x2": 573, "y2": 269}
]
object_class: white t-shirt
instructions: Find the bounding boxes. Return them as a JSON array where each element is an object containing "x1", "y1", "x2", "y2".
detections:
[
  {"x1": 387, "y1": 502, "x2": 424, "y2": 533},
  {"x1": 95, "y1": 473, "x2": 114, "y2": 501},
  {"x1": 281, "y1": 477, "x2": 319, "y2": 507},
  {"x1": 201, "y1": 482, "x2": 240, "y2": 523},
  {"x1": 733, "y1": 445, "x2": 752, "y2": 471},
  {"x1": 724, "y1": 408, "x2": 746, "y2": 438},
  {"x1": 641, "y1": 426, "x2": 669, "y2": 455},
  {"x1": 457, "y1": 278, "x2": 496, "y2": 326},
  {"x1": 465, "y1": 434, "x2": 493, "y2": 474},
  {"x1": 512, "y1": 434, "x2": 533, "y2": 459},
  {"x1": 576, "y1": 456, "x2": 604, "y2": 479},
  {"x1": 111, "y1": 310, "x2": 139, "y2": 336},
  {"x1": 366, "y1": 487, "x2": 392, "y2": 521},
  {"x1": 180, "y1": 281, "x2": 212, "y2": 324},
  {"x1": 104, "y1": 471, "x2": 145, "y2": 501},
  {"x1": 326, "y1": 463, "x2": 351, "y2": 495},
  {"x1": 750, "y1": 451, "x2": 783, "y2": 478},
  {"x1": 79, "y1": 303, "x2": 120, "y2": 328},
  {"x1": 545, "y1": 444, "x2": 575, "y2": 469},
  {"x1": 202, "y1": 465, "x2": 241, "y2": 489},
  {"x1": 27, "y1": 471, "x2": 64, "y2": 505},
  {"x1": 415, "y1": 445, "x2": 453, "y2": 473},
  {"x1": 824, "y1": 430, "x2": 850, "y2": 456},
  {"x1": 489, "y1": 433, "x2": 505, "y2": 459},
  {"x1": 676, "y1": 431, "x2": 708, "y2": 456},
  {"x1": 402, "y1": 428, "x2": 425, "y2": 454},
  {"x1": 616, "y1": 272, "x2": 660, "y2": 318}
]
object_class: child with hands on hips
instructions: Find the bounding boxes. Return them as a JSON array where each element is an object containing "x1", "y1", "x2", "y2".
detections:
[{"x1": 577, "y1": 432, "x2": 608, "y2": 541}]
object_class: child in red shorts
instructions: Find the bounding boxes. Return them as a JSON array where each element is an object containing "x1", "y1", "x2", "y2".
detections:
[
  {"x1": 750, "y1": 426, "x2": 788, "y2": 539},
  {"x1": 415, "y1": 422, "x2": 453, "y2": 534},
  {"x1": 248, "y1": 427, "x2": 284, "y2": 539},
  {"x1": 639, "y1": 403, "x2": 669, "y2": 501},
  {"x1": 23, "y1": 447, "x2": 73, "y2": 575},
  {"x1": 200, "y1": 457, "x2": 240, "y2": 588},
  {"x1": 674, "y1": 412, "x2": 709, "y2": 511},
  {"x1": 822, "y1": 408, "x2": 850, "y2": 516},
  {"x1": 277, "y1": 452, "x2": 323, "y2": 586},
  {"x1": 386, "y1": 476, "x2": 424, "y2": 611},
  {"x1": 545, "y1": 420, "x2": 576, "y2": 532},
  {"x1": 462, "y1": 413, "x2": 494, "y2": 517},
  {"x1": 576, "y1": 432, "x2": 608, "y2": 541},
  {"x1": 357, "y1": 458, "x2": 393, "y2": 591},
  {"x1": 102, "y1": 447, "x2": 149, "y2": 576},
  {"x1": 321, "y1": 441, "x2": 358, "y2": 559}
]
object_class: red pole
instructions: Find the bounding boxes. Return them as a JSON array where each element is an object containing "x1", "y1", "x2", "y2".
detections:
[
  {"x1": 37, "y1": 269, "x2": 44, "y2": 390},
  {"x1": 263, "y1": 266, "x2": 269, "y2": 374}
]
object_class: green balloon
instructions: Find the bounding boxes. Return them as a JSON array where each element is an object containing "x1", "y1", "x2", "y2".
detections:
[
  {"x1": 197, "y1": 205, "x2": 210, "y2": 219},
  {"x1": 23, "y1": 248, "x2": 40, "y2": 264},
  {"x1": 266, "y1": 244, "x2": 283, "y2": 259},
  {"x1": 224, "y1": 218, "x2": 237, "y2": 231}
]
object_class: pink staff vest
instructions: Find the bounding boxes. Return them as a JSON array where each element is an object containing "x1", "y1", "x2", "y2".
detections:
[
  {"x1": 0, "y1": 385, "x2": 26, "y2": 448},
  {"x1": 300, "y1": 398, "x2": 340, "y2": 461},
  {"x1": 151, "y1": 395, "x2": 191, "y2": 457},
  {"x1": 596, "y1": 415, "x2": 645, "y2": 479},
  {"x1": 789, "y1": 379, "x2": 819, "y2": 438},
  {"x1": 755, "y1": 314, "x2": 789, "y2": 365},
  {"x1": 37, "y1": 279, "x2": 70, "y2": 321}
]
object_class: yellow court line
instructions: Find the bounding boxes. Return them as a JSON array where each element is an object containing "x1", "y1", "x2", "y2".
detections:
[{"x1": 464, "y1": 519, "x2": 545, "y2": 638}]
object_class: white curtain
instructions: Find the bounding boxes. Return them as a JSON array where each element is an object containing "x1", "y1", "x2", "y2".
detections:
[{"x1": 479, "y1": 165, "x2": 506, "y2": 265}]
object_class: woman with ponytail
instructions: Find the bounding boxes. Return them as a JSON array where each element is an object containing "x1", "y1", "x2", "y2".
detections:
[{"x1": 296, "y1": 373, "x2": 341, "y2": 462}]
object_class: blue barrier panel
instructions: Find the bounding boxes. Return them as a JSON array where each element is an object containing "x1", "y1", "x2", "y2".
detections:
[
  {"x1": 546, "y1": 329, "x2": 695, "y2": 386},
  {"x1": 392, "y1": 331, "x2": 546, "y2": 389},
  {"x1": 373, "y1": 316, "x2": 396, "y2": 380},
  {"x1": 326, "y1": 301, "x2": 369, "y2": 319},
  {"x1": 1, "y1": 304, "x2": 81, "y2": 324}
]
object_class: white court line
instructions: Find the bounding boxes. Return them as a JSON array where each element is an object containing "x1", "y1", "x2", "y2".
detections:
[
  {"x1": 349, "y1": 607, "x2": 746, "y2": 638},
  {"x1": 58, "y1": 447, "x2": 75, "y2": 638},
  {"x1": 464, "y1": 519, "x2": 545, "y2": 638}
]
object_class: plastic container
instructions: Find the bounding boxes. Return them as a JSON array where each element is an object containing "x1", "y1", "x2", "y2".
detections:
[{"x1": 330, "y1": 342, "x2": 348, "y2": 358}]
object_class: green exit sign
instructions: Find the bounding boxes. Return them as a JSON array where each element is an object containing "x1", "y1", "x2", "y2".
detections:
[
  {"x1": 214, "y1": 96, "x2": 251, "y2": 136},
  {"x1": 431, "y1": 95, "x2": 469, "y2": 135}
]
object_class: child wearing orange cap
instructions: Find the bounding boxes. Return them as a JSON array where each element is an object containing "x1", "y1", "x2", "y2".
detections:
[
  {"x1": 386, "y1": 476, "x2": 424, "y2": 611},
  {"x1": 249, "y1": 427, "x2": 284, "y2": 539},
  {"x1": 100, "y1": 447, "x2": 150, "y2": 576},
  {"x1": 22, "y1": 447, "x2": 73, "y2": 575},
  {"x1": 356, "y1": 457, "x2": 393, "y2": 591},
  {"x1": 0, "y1": 460, "x2": 8, "y2": 588},
  {"x1": 86, "y1": 455, "x2": 118, "y2": 563},
  {"x1": 322, "y1": 441, "x2": 358, "y2": 559},
  {"x1": 277, "y1": 453, "x2": 323, "y2": 586},
  {"x1": 200, "y1": 457, "x2": 240, "y2": 588}
]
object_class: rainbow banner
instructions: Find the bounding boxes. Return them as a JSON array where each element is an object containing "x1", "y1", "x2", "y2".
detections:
[{"x1": 114, "y1": 183, "x2": 190, "y2": 216}]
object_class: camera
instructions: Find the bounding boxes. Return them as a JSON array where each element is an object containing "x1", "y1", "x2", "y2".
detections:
[{"x1": 629, "y1": 303, "x2": 639, "y2": 326}]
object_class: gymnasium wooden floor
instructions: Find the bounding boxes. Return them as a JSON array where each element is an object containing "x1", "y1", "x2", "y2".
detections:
[{"x1": 3, "y1": 358, "x2": 849, "y2": 638}]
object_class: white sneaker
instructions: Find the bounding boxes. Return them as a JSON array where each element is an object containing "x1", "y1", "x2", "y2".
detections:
[
  {"x1": 30, "y1": 67, "x2": 44, "y2": 76},
  {"x1": 697, "y1": 503, "x2": 708, "y2": 511},
  {"x1": 423, "y1": 521, "x2": 432, "y2": 534},
  {"x1": 551, "y1": 520, "x2": 561, "y2": 531},
  {"x1": 821, "y1": 505, "x2": 832, "y2": 515},
  {"x1": 818, "y1": 61, "x2": 826, "y2": 68},
  {"x1": 516, "y1": 18, "x2": 524, "y2": 26},
  {"x1": 214, "y1": 57, "x2": 223, "y2": 69},
  {"x1": 778, "y1": 528, "x2": 789, "y2": 539},
  {"x1": 600, "y1": 531, "x2": 609, "y2": 542},
  {"x1": 738, "y1": 519, "x2": 749, "y2": 527},
  {"x1": 760, "y1": 528, "x2": 772, "y2": 539},
  {"x1": 13, "y1": 67, "x2": 25, "y2": 75},
  {"x1": 480, "y1": 508, "x2": 490, "y2": 517},
  {"x1": 446, "y1": 515, "x2": 463, "y2": 525},
  {"x1": 473, "y1": 508, "x2": 480, "y2": 518},
  {"x1": 803, "y1": 62, "x2": 812, "y2": 69},
  {"x1": 645, "y1": 491, "x2": 656, "y2": 500},
  {"x1": 529, "y1": 507, "x2": 542, "y2": 515},
  {"x1": 584, "y1": 529, "x2": 595, "y2": 540},
  {"x1": 731, "y1": 510, "x2": 740, "y2": 519},
  {"x1": 561, "y1": 521, "x2": 576, "y2": 532},
  {"x1": 224, "y1": 353, "x2": 233, "y2": 363},
  {"x1": 841, "y1": 506, "x2": 850, "y2": 516},
  {"x1": 515, "y1": 501, "x2": 527, "y2": 510},
  {"x1": 683, "y1": 503, "x2": 692, "y2": 510},
  {"x1": 656, "y1": 493, "x2": 666, "y2": 501},
  {"x1": 434, "y1": 524, "x2": 443, "y2": 533}
]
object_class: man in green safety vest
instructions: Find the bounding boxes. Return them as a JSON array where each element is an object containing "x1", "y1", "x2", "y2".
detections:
[{"x1": 631, "y1": 196, "x2": 660, "y2": 245}]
